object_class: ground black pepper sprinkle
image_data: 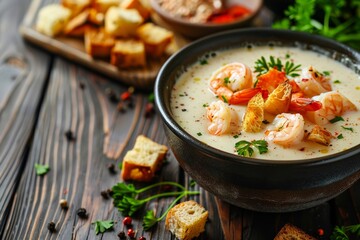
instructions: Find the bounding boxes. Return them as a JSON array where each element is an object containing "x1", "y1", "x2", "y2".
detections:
[
  {"x1": 47, "y1": 222, "x2": 56, "y2": 232},
  {"x1": 65, "y1": 130, "x2": 76, "y2": 141},
  {"x1": 118, "y1": 231, "x2": 126, "y2": 239},
  {"x1": 76, "y1": 208, "x2": 87, "y2": 218},
  {"x1": 101, "y1": 190, "x2": 109, "y2": 199},
  {"x1": 107, "y1": 163, "x2": 116, "y2": 174}
]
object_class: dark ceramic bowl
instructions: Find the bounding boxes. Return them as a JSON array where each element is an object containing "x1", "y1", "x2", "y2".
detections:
[
  {"x1": 154, "y1": 28, "x2": 360, "y2": 212},
  {"x1": 150, "y1": 0, "x2": 263, "y2": 39}
]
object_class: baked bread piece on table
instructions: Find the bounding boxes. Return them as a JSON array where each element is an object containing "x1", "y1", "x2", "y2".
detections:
[
  {"x1": 36, "y1": 4, "x2": 72, "y2": 37},
  {"x1": 61, "y1": 0, "x2": 91, "y2": 16},
  {"x1": 84, "y1": 27, "x2": 115, "y2": 58},
  {"x1": 120, "y1": 0, "x2": 151, "y2": 20},
  {"x1": 111, "y1": 39, "x2": 146, "y2": 68},
  {"x1": 105, "y1": 7, "x2": 143, "y2": 37},
  {"x1": 63, "y1": 9, "x2": 90, "y2": 36},
  {"x1": 165, "y1": 200, "x2": 208, "y2": 240},
  {"x1": 274, "y1": 223, "x2": 317, "y2": 240},
  {"x1": 121, "y1": 135, "x2": 168, "y2": 182},
  {"x1": 92, "y1": 0, "x2": 120, "y2": 13},
  {"x1": 136, "y1": 22, "x2": 174, "y2": 57}
]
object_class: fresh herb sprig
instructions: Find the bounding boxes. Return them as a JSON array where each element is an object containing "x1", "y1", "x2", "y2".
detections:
[
  {"x1": 254, "y1": 56, "x2": 301, "y2": 77},
  {"x1": 235, "y1": 140, "x2": 268, "y2": 157},
  {"x1": 273, "y1": 0, "x2": 360, "y2": 51},
  {"x1": 111, "y1": 182, "x2": 200, "y2": 230},
  {"x1": 34, "y1": 163, "x2": 50, "y2": 176},
  {"x1": 92, "y1": 220, "x2": 114, "y2": 235},
  {"x1": 330, "y1": 224, "x2": 360, "y2": 240}
]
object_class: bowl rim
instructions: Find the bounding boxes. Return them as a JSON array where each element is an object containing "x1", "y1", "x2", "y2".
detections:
[
  {"x1": 155, "y1": 28, "x2": 360, "y2": 166},
  {"x1": 149, "y1": 0, "x2": 263, "y2": 28}
]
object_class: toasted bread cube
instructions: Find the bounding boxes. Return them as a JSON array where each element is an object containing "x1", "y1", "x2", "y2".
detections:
[
  {"x1": 274, "y1": 223, "x2": 317, "y2": 240},
  {"x1": 111, "y1": 39, "x2": 146, "y2": 68},
  {"x1": 121, "y1": 135, "x2": 168, "y2": 182},
  {"x1": 136, "y1": 23, "x2": 173, "y2": 57},
  {"x1": 92, "y1": 0, "x2": 121, "y2": 13},
  {"x1": 88, "y1": 8, "x2": 105, "y2": 25},
  {"x1": 307, "y1": 125, "x2": 333, "y2": 146},
  {"x1": 61, "y1": 0, "x2": 91, "y2": 15},
  {"x1": 36, "y1": 4, "x2": 72, "y2": 37},
  {"x1": 165, "y1": 201, "x2": 208, "y2": 240},
  {"x1": 64, "y1": 23, "x2": 90, "y2": 37},
  {"x1": 105, "y1": 7, "x2": 143, "y2": 37},
  {"x1": 84, "y1": 27, "x2": 115, "y2": 58},
  {"x1": 64, "y1": 9, "x2": 89, "y2": 36},
  {"x1": 242, "y1": 92, "x2": 264, "y2": 133},
  {"x1": 120, "y1": 0, "x2": 150, "y2": 20}
]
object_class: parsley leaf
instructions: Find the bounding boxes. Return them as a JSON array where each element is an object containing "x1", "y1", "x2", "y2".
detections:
[
  {"x1": 337, "y1": 134, "x2": 344, "y2": 139},
  {"x1": 330, "y1": 224, "x2": 360, "y2": 240},
  {"x1": 34, "y1": 164, "x2": 50, "y2": 176},
  {"x1": 341, "y1": 126, "x2": 354, "y2": 132},
  {"x1": 235, "y1": 140, "x2": 268, "y2": 157},
  {"x1": 254, "y1": 56, "x2": 301, "y2": 77},
  {"x1": 92, "y1": 220, "x2": 114, "y2": 235},
  {"x1": 330, "y1": 116, "x2": 344, "y2": 123}
]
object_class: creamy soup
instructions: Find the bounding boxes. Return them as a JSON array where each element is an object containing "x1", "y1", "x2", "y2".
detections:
[{"x1": 170, "y1": 46, "x2": 360, "y2": 160}]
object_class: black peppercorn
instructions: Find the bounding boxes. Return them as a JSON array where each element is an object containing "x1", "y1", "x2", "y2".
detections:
[
  {"x1": 79, "y1": 82, "x2": 85, "y2": 89},
  {"x1": 101, "y1": 190, "x2": 109, "y2": 199},
  {"x1": 107, "y1": 188, "x2": 113, "y2": 196},
  {"x1": 76, "y1": 208, "x2": 87, "y2": 218},
  {"x1": 47, "y1": 221, "x2": 56, "y2": 232},
  {"x1": 105, "y1": 88, "x2": 118, "y2": 103},
  {"x1": 107, "y1": 163, "x2": 116, "y2": 174},
  {"x1": 65, "y1": 130, "x2": 76, "y2": 141},
  {"x1": 118, "y1": 231, "x2": 126, "y2": 239}
]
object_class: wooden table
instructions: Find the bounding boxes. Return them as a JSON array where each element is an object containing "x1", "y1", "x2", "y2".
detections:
[{"x1": 0, "y1": 0, "x2": 359, "y2": 239}]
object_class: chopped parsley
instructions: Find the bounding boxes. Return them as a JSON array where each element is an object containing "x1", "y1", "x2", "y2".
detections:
[
  {"x1": 341, "y1": 126, "x2": 354, "y2": 132},
  {"x1": 254, "y1": 56, "x2": 301, "y2": 77},
  {"x1": 224, "y1": 77, "x2": 230, "y2": 84},
  {"x1": 199, "y1": 59, "x2": 208, "y2": 65},
  {"x1": 92, "y1": 220, "x2": 114, "y2": 235},
  {"x1": 34, "y1": 163, "x2": 50, "y2": 176},
  {"x1": 202, "y1": 103, "x2": 209, "y2": 107},
  {"x1": 333, "y1": 80, "x2": 341, "y2": 84},
  {"x1": 337, "y1": 134, "x2": 344, "y2": 139},
  {"x1": 322, "y1": 71, "x2": 331, "y2": 76},
  {"x1": 221, "y1": 96, "x2": 228, "y2": 103},
  {"x1": 197, "y1": 132, "x2": 202, "y2": 136},
  {"x1": 330, "y1": 116, "x2": 344, "y2": 123}
]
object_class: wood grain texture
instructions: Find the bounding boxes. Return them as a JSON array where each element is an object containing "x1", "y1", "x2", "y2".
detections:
[
  {"x1": 2, "y1": 59, "x2": 225, "y2": 239},
  {"x1": 0, "y1": 0, "x2": 50, "y2": 233},
  {"x1": 20, "y1": 0, "x2": 189, "y2": 91}
]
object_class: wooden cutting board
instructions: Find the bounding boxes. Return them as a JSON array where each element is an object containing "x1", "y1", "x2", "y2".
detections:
[{"x1": 19, "y1": 0, "x2": 189, "y2": 90}]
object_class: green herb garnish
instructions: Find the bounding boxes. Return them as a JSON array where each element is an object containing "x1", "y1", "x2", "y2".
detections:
[
  {"x1": 221, "y1": 95, "x2": 228, "y2": 103},
  {"x1": 330, "y1": 116, "x2": 344, "y2": 123},
  {"x1": 341, "y1": 126, "x2": 354, "y2": 132},
  {"x1": 34, "y1": 163, "x2": 50, "y2": 176},
  {"x1": 333, "y1": 80, "x2": 341, "y2": 84},
  {"x1": 254, "y1": 56, "x2": 301, "y2": 77},
  {"x1": 323, "y1": 71, "x2": 331, "y2": 76},
  {"x1": 203, "y1": 103, "x2": 209, "y2": 107},
  {"x1": 92, "y1": 220, "x2": 114, "y2": 235},
  {"x1": 330, "y1": 224, "x2": 360, "y2": 240},
  {"x1": 148, "y1": 92, "x2": 155, "y2": 103},
  {"x1": 197, "y1": 132, "x2": 202, "y2": 136},
  {"x1": 235, "y1": 140, "x2": 268, "y2": 157},
  {"x1": 111, "y1": 182, "x2": 199, "y2": 230},
  {"x1": 337, "y1": 134, "x2": 344, "y2": 139},
  {"x1": 224, "y1": 77, "x2": 230, "y2": 84},
  {"x1": 199, "y1": 59, "x2": 208, "y2": 65},
  {"x1": 273, "y1": 0, "x2": 360, "y2": 51}
]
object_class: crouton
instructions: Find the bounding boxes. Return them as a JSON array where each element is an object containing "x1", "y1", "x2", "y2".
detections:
[
  {"x1": 111, "y1": 39, "x2": 146, "y2": 68},
  {"x1": 92, "y1": 0, "x2": 120, "y2": 13},
  {"x1": 165, "y1": 200, "x2": 208, "y2": 240},
  {"x1": 242, "y1": 92, "x2": 264, "y2": 132},
  {"x1": 121, "y1": 135, "x2": 168, "y2": 182},
  {"x1": 105, "y1": 7, "x2": 143, "y2": 37},
  {"x1": 84, "y1": 27, "x2": 115, "y2": 58},
  {"x1": 63, "y1": 9, "x2": 90, "y2": 36},
  {"x1": 307, "y1": 125, "x2": 333, "y2": 146},
  {"x1": 61, "y1": 0, "x2": 91, "y2": 16},
  {"x1": 120, "y1": 0, "x2": 150, "y2": 20},
  {"x1": 36, "y1": 4, "x2": 72, "y2": 37}
]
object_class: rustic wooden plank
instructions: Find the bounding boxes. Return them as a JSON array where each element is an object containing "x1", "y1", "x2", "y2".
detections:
[
  {"x1": 0, "y1": 0, "x2": 51, "y2": 234},
  {"x1": 2, "y1": 59, "x2": 224, "y2": 239}
]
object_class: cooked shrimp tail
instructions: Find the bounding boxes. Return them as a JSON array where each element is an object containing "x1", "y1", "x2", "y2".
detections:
[
  {"x1": 289, "y1": 98, "x2": 323, "y2": 112},
  {"x1": 229, "y1": 88, "x2": 267, "y2": 105}
]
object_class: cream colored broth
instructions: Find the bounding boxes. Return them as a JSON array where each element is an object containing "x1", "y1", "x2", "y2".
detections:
[{"x1": 170, "y1": 46, "x2": 360, "y2": 160}]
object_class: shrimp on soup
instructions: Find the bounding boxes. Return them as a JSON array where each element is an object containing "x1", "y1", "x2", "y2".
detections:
[
  {"x1": 306, "y1": 91, "x2": 357, "y2": 125},
  {"x1": 206, "y1": 100, "x2": 239, "y2": 135},
  {"x1": 209, "y1": 62, "x2": 263, "y2": 105},
  {"x1": 295, "y1": 66, "x2": 332, "y2": 97},
  {"x1": 265, "y1": 113, "x2": 305, "y2": 147}
]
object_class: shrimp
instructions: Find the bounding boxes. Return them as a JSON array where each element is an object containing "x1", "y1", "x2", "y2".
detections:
[
  {"x1": 306, "y1": 91, "x2": 357, "y2": 125},
  {"x1": 206, "y1": 100, "x2": 232, "y2": 135},
  {"x1": 209, "y1": 62, "x2": 254, "y2": 103},
  {"x1": 255, "y1": 68, "x2": 288, "y2": 93},
  {"x1": 294, "y1": 66, "x2": 332, "y2": 97},
  {"x1": 265, "y1": 113, "x2": 305, "y2": 147}
]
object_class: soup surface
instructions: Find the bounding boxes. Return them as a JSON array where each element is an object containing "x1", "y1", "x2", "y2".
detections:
[{"x1": 170, "y1": 46, "x2": 360, "y2": 160}]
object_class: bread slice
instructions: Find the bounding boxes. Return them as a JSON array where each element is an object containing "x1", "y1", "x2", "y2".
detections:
[
  {"x1": 105, "y1": 7, "x2": 143, "y2": 37},
  {"x1": 36, "y1": 4, "x2": 72, "y2": 37},
  {"x1": 63, "y1": 9, "x2": 90, "y2": 36},
  {"x1": 121, "y1": 135, "x2": 168, "y2": 182},
  {"x1": 136, "y1": 23, "x2": 173, "y2": 57},
  {"x1": 120, "y1": 0, "x2": 151, "y2": 20},
  {"x1": 274, "y1": 224, "x2": 317, "y2": 240},
  {"x1": 61, "y1": 0, "x2": 91, "y2": 16},
  {"x1": 92, "y1": 0, "x2": 120, "y2": 13},
  {"x1": 165, "y1": 200, "x2": 208, "y2": 240},
  {"x1": 111, "y1": 39, "x2": 146, "y2": 68},
  {"x1": 84, "y1": 27, "x2": 115, "y2": 58}
]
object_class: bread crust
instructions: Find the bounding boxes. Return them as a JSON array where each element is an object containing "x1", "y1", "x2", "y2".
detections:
[{"x1": 274, "y1": 223, "x2": 317, "y2": 240}]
